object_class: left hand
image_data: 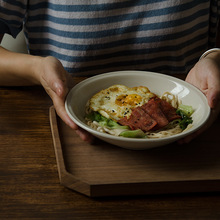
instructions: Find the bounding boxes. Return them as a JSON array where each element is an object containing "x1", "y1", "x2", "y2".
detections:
[
  {"x1": 36, "y1": 56, "x2": 94, "y2": 143},
  {"x1": 179, "y1": 51, "x2": 220, "y2": 143}
]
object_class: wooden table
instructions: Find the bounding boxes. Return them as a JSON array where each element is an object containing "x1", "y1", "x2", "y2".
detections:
[{"x1": 1, "y1": 78, "x2": 220, "y2": 219}]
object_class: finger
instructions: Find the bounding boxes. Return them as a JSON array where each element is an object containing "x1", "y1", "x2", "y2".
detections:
[
  {"x1": 75, "y1": 128, "x2": 94, "y2": 143},
  {"x1": 50, "y1": 87, "x2": 94, "y2": 143},
  {"x1": 52, "y1": 80, "x2": 69, "y2": 98},
  {"x1": 53, "y1": 96, "x2": 94, "y2": 142},
  {"x1": 52, "y1": 94, "x2": 78, "y2": 130},
  {"x1": 177, "y1": 129, "x2": 201, "y2": 144},
  {"x1": 56, "y1": 106, "x2": 78, "y2": 131},
  {"x1": 42, "y1": 70, "x2": 68, "y2": 97},
  {"x1": 41, "y1": 77, "x2": 73, "y2": 128}
]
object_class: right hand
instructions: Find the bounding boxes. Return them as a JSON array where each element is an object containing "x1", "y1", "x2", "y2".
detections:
[{"x1": 179, "y1": 51, "x2": 220, "y2": 144}]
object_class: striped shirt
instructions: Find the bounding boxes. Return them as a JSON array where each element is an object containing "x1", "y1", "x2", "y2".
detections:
[{"x1": 0, "y1": 0, "x2": 219, "y2": 76}]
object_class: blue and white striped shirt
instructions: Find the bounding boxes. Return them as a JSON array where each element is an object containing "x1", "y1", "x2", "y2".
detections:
[{"x1": 0, "y1": 0, "x2": 219, "y2": 76}]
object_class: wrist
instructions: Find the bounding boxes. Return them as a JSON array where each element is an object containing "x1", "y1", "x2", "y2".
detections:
[
  {"x1": 30, "y1": 55, "x2": 45, "y2": 85},
  {"x1": 206, "y1": 50, "x2": 220, "y2": 61},
  {"x1": 200, "y1": 48, "x2": 220, "y2": 60}
]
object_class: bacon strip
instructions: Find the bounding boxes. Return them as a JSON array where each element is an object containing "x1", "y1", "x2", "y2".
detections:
[
  {"x1": 159, "y1": 99, "x2": 181, "y2": 121},
  {"x1": 118, "y1": 97, "x2": 181, "y2": 131},
  {"x1": 118, "y1": 107, "x2": 157, "y2": 131},
  {"x1": 142, "y1": 98, "x2": 169, "y2": 130}
]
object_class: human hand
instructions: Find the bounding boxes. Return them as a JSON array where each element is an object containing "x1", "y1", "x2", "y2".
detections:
[
  {"x1": 180, "y1": 51, "x2": 220, "y2": 143},
  {"x1": 36, "y1": 56, "x2": 93, "y2": 142}
]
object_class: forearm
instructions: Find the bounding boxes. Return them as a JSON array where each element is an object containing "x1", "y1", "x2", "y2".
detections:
[{"x1": 0, "y1": 46, "x2": 42, "y2": 86}]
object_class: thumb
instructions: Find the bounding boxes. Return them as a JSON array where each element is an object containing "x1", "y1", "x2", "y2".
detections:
[{"x1": 52, "y1": 79, "x2": 69, "y2": 99}]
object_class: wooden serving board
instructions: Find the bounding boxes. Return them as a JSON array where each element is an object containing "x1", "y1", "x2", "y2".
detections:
[{"x1": 49, "y1": 106, "x2": 220, "y2": 197}]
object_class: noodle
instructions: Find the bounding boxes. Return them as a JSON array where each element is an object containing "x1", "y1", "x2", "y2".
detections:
[
  {"x1": 161, "y1": 92, "x2": 181, "y2": 109},
  {"x1": 146, "y1": 120, "x2": 182, "y2": 138}
]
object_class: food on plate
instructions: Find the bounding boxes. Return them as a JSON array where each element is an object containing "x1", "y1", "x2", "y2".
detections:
[{"x1": 85, "y1": 85, "x2": 194, "y2": 138}]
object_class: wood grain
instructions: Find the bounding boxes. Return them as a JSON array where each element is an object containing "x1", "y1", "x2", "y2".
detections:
[
  {"x1": 50, "y1": 106, "x2": 220, "y2": 197},
  {"x1": 1, "y1": 83, "x2": 220, "y2": 219}
]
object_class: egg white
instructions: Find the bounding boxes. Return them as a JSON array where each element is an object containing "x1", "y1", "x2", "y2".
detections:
[{"x1": 89, "y1": 84, "x2": 155, "y2": 121}]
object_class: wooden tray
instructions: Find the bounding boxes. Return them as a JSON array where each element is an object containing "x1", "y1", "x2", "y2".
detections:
[{"x1": 49, "y1": 106, "x2": 220, "y2": 197}]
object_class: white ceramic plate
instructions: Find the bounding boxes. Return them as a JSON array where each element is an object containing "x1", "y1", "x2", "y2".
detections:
[{"x1": 65, "y1": 70, "x2": 210, "y2": 150}]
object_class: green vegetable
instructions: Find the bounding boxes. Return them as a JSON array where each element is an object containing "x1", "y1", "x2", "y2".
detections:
[
  {"x1": 119, "y1": 129, "x2": 147, "y2": 138},
  {"x1": 86, "y1": 111, "x2": 128, "y2": 130},
  {"x1": 86, "y1": 111, "x2": 105, "y2": 122},
  {"x1": 176, "y1": 108, "x2": 193, "y2": 130},
  {"x1": 86, "y1": 111, "x2": 147, "y2": 138},
  {"x1": 178, "y1": 104, "x2": 194, "y2": 116},
  {"x1": 100, "y1": 117, "x2": 129, "y2": 130}
]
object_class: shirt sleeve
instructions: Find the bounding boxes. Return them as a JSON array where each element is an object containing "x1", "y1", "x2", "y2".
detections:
[{"x1": 0, "y1": 0, "x2": 27, "y2": 38}]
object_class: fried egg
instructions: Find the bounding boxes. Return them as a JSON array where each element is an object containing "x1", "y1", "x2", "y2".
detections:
[{"x1": 89, "y1": 84, "x2": 155, "y2": 121}]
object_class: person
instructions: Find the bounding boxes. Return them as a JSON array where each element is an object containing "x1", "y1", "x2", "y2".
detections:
[{"x1": 0, "y1": 1, "x2": 219, "y2": 144}]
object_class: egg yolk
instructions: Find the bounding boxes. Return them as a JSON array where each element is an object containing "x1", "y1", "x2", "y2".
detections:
[{"x1": 115, "y1": 94, "x2": 142, "y2": 106}]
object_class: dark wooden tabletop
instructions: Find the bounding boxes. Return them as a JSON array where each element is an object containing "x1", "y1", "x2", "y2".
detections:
[{"x1": 1, "y1": 77, "x2": 220, "y2": 220}]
